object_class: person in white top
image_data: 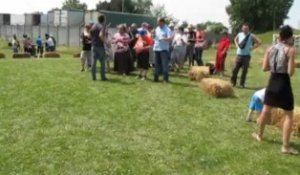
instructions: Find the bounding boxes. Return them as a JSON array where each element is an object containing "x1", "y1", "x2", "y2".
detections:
[
  {"x1": 45, "y1": 34, "x2": 55, "y2": 52},
  {"x1": 171, "y1": 26, "x2": 188, "y2": 72},
  {"x1": 11, "y1": 34, "x2": 20, "y2": 53},
  {"x1": 246, "y1": 88, "x2": 266, "y2": 122}
]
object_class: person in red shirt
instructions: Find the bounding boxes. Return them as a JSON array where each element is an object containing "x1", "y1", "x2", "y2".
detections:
[
  {"x1": 214, "y1": 32, "x2": 231, "y2": 76},
  {"x1": 134, "y1": 30, "x2": 154, "y2": 80}
]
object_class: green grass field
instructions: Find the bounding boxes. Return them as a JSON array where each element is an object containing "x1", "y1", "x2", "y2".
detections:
[{"x1": 0, "y1": 41, "x2": 300, "y2": 175}]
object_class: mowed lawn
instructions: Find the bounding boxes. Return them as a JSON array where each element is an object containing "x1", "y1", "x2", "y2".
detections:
[{"x1": 0, "y1": 43, "x2": 300, "y2": 175}]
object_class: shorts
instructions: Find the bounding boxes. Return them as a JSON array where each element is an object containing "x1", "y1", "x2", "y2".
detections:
[{"x1": 249, "y1": 95, "x2": 263, "y2": 113}]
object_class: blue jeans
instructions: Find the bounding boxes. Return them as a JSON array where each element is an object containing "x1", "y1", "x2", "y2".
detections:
[
  {"x1": 154, "y1": 50, "x2": 169, "y2": 82},
  {"x1": 92, "y1": 46, "x2": 106, "y2": 80},
  {"x1": 195, "y1": 47, "x2": 204, "y2": 66}
]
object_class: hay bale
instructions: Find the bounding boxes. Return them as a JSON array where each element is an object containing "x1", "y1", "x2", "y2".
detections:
[
  {"x1": 13, "y1": 53, "x2": 31, "y2": 59},
  {"x1": 0, "y1": 53, "x2": 5, "y2": 59},
  {"x1": 269, "y1": 108, "x2": 286, "y2": 127},
  {"x1": 43, "y1": 52, "x2": 61, "y2": 58},
  {"x1": 188, "y1": 66, "x2": 210, "y2": 81},
  {"x1": 200, "y1": 78, "x2": 234, "y2": 98},
  {"x1": 73, "y1": 53, "x2": 80, "y2": 58},
  {"x1": 269, "y1": 107, "x2": 300, "y2": 137},
  {"x1": 295, "y1": 61, "x2": 300, "y2": 68}
]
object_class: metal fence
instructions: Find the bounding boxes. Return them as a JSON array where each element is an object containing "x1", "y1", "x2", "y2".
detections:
[{"x1": 0, "y1": 25, "x2": 84, "y2": 47}]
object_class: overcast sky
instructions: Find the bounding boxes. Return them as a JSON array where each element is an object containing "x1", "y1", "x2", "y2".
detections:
[{"x1": 0, "y1": 0, "x2": 299, "y2": 28}]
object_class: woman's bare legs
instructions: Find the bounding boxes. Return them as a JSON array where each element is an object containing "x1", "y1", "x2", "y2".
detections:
[
  {"x1": 282, "y1": 110, "x2": 294, "y2": 152},
  {"x1": 254, "y1": 105, "x2": 272, "y2": 141}
]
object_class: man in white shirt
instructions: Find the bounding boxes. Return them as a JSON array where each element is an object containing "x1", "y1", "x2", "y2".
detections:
[{"x1": 45, "y1": 34, "x2": 55, "y2": 52}]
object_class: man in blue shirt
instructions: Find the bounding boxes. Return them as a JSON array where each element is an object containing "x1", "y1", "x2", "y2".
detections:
[
  {"x1": 153, "y1": 18, "x2": 173, "y2": 83},
  {"x1": 231, "y1": 23, "x2": 261, "y2": 88}
]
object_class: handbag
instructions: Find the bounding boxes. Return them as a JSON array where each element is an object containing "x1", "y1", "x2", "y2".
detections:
[{"x1": 238, "y1": 33, "x2": 251, "y2": 49}]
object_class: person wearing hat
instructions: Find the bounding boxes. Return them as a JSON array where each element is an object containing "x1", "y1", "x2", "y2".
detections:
[
  {"x1": 134, "y1": 30, "x2": 154, "y2": 80},
  {"x1": 186, "y1": 24, "x2": 196, "y2": 67}
]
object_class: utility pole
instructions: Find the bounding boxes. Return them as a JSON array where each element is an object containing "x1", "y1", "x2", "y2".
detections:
[{"x1": 122, "y1": 0, "x2": 125, "y2": 13}]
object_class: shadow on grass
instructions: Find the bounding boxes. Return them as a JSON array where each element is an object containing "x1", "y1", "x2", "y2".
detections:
[
  {"x1": 169, "y1": 81, "x2": 197, "y2": 88},
  {"x1": 237, "y1": 86, "x2": 266, "y2": 91},
  {"x1": 264, "y1": 138, "x2": 300, "y2": 152},
  {"x1": 101, "y1": 78, "x2": 136, "y2": 86}
]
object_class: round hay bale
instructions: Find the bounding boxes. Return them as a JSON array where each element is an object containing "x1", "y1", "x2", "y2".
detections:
[
  {"x1": 13, "y1": 53, "x2": 31, "y2": 59},
  {"x1": 269, "y1": 107, "x2": 300, "y2": 137},
  {"x1": 269, "y1": 108, "x2": 285, "y2": 127},
  {"x1": 43, "y1": 52, "x2": 61, "y2": 58},
  {"x1": 73, "y1": 53, "x2": 80, "y2": 58},
  {"x1": 200, "y1": 78, "x2": 234, "y2": 98},
  {"x1": 295, "y1": 61, "x2": 300, "y2": 68},
  {"x1": 0, "y1": 53, "x2": 5, "y2": 59},
  {"x1": 292, "y1": 107, "x2": 300, "y2": 137},
  {"x1": 188, "y1": 66, "x2": 210, "y2": 81}
]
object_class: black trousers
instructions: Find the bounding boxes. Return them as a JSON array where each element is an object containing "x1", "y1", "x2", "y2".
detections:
[{"x1": 231, "y1": 55, "x2": 251, "y2": 86}]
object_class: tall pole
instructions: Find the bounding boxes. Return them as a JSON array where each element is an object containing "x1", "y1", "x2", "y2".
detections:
[{"x1": 122, "y1": 0, "x2": 125, "y2": 13}]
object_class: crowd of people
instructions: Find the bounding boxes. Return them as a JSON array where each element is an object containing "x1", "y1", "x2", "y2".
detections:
[
  {"x1": 79, "y1": 15, "x2": 220, "y2": 82},
  {"x1": 10, "y1": 33, "x2": 57, "y2": 57}
]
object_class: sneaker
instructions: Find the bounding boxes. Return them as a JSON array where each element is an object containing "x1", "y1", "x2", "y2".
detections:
[{"x1": 141, "y1": 77, "x2": 145, "y2": 81}]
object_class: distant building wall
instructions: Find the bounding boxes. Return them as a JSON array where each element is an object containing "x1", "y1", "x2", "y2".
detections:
[{"x1": 0, "y1": 10, "x2": 157, "y2": 47}]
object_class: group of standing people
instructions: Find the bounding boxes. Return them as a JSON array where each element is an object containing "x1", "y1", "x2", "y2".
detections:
[
  {"x1": 11, "y1": 33, "x2": 56, "y2": 57},
  {"x1": 80, "y1": 15, "x2": 211, "y2": 83}
]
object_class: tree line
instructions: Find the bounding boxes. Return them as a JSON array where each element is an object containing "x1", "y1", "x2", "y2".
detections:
[{"x1": 60, "y1": 0, "x2": 295, "y2": 33}]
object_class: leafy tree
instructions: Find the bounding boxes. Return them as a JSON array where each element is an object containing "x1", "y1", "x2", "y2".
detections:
[
  {"x1": 180, "y1": 20, "x2": 189, "y2": 28},
  {"x1": 96, "y1": 0, "x2": 111, "y2": 11},
  {"x1": 62, "y1": 0, "x2": 87, "y2": 10},
  {"x1": 197, "y1": 21, "x2": 227, "y2": 34},
  {"x1": 226, "y1": 0, "x2": 294, "y2": 33},
  {"x1": 96, "y1": 0, "x2": 153, "y2": 15},
  {"x1": 150, "y1": 3, "x2": 178, "y2": 24}
]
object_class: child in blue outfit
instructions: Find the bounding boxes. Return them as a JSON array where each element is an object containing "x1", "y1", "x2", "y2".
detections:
[
  {"x1": 36, "y1": 35, "x2": 44, "y2": 58},
  {"x1": 246, "y1": 88, "x2": 266, "y2": 122}
]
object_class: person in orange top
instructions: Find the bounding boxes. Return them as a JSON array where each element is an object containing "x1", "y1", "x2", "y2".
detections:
[
  {"x1": 214, "y1": 32, "x2": 231, "y2": 76},
  {"x1": 134, "y1": 30, "x2": 154, "y2": 80}
]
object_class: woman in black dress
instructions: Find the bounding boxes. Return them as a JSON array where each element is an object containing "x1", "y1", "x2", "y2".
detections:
[{"x1": 253, "y1": 25, "x2": 298, "y2": 155}]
